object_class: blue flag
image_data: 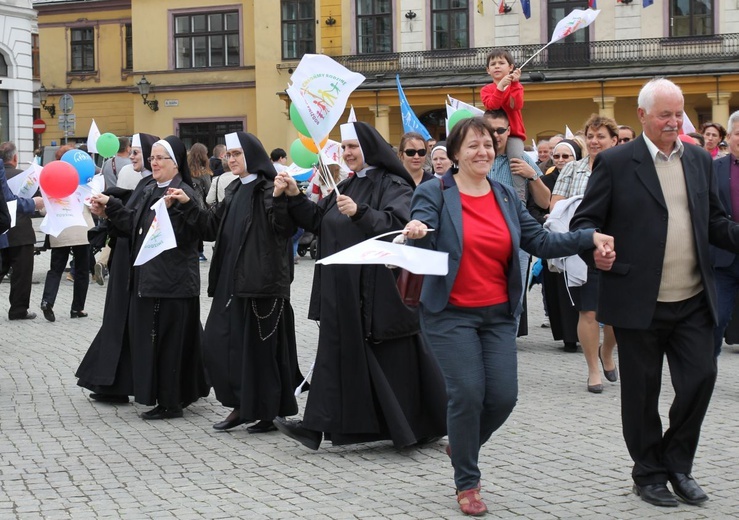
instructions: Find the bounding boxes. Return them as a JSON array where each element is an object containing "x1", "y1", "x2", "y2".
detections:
[
  {"x1": 643, "y1": 0, "x2": 653, "y2": 6},
  {"x1": 396, "y1": 75, "x2": 431, "y2": 140},
  {"x1": 521, "y1": 0, "x2": 531, "y2": 19}
]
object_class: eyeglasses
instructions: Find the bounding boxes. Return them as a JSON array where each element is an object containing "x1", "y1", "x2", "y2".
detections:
[
  {"x1": 618, "y1": 137, "x2": 632, "y2": 143},
  {"x1": 130, "y1": 149, "x2": 141, "y2": 156},
  {"x1": 225, "y1": 150, "x2": 243, "y2": 160},
  {"x1": 403, "y1": 149, "x2": 427, "y2": 157},
  {"x1": 148, "y1": 155, "x2": 173, "y2": 162},
  {"x1": 492, "y1": 127, "x2": 509, "y2": 135},
  {"x1": 552, "y1": 154, "x2": 572, "y2": 160}
]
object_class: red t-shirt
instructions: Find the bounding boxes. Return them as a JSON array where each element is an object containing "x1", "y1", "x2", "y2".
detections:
[{"x1": 449, "y1": 191, "x2": 512, "y2": 308}]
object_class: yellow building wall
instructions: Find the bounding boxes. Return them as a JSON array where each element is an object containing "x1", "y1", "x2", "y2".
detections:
[
  {"x1": 320, "y1": 0, "x2": 342, "y2": 55},
  {"x1": 38, "y1": 6, "x2": 133, "y2": 144}
]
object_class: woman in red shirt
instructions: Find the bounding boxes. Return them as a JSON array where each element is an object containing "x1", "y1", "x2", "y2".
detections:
[{"x1": 405, "y1": 117, "x2": 613, "y2": 516}]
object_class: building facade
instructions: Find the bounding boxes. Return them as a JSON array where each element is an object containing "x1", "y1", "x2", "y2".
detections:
[
  {"x1": 0, "y1": 0, "x2": 37, "y2": 163},
  {"x1": 33, "y1": 0, "x2": 739, "y2": 158}
]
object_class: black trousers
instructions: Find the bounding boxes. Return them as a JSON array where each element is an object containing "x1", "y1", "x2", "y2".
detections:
[
  {"x1": 41, "y1": 245, "x2": 90, "y2": 312},
  {"x1": 0, "y1": 244, "x2": 35, "y2": 318},
  {"x1": 613, "y1": 291, "x2": 717, "y2": 486}
]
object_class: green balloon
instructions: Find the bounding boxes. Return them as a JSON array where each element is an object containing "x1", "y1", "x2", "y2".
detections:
[
  {"x1": 448, "y1": 109, "x2": 474, "y2": 131},
  {"x1": 290, "y1": 138, "x2": 318, "y2": 169},
  {"x1": 97, "y1": 133, "x2": 119, "y2": 158},
  {"x1": 290, "y1": 104, "x2": 310, "y2": 136}
]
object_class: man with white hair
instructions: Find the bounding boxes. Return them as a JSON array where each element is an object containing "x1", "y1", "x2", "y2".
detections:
[{"x1": 572, "y1": 78, "x2": 739, "y2": 508}]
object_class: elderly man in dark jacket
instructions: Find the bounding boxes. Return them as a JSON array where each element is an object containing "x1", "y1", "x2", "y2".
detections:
[{"x1": 0, "y1": 142, "x2": 43, "y2": 320}]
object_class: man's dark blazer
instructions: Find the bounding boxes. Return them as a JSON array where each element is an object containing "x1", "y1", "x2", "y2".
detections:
[
  {"x1": 571, "y1": 135, "x2": 739, "y2": 330},
  {"x1": 710, "y1": 154, "x2": 736, "y2": 267},
  {"x1": 2, "y1": 165, "x2": 36, "y2": 248}
]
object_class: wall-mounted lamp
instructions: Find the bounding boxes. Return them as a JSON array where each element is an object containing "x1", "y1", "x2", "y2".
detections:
[
  {"x1": 136, "y1": 75, "x2": 159, "y2": 112},
  {"x1": 325, "y1": 14, "x2": 336, "y2": 26},
  {"x1": 38, "y1": 84, "x2": 56, "y2": 118},
  {"x1": 405, "y1": 10, "x2": 417, "y2": 20}
]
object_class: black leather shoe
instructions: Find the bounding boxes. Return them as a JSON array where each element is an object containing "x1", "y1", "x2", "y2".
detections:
[
  {"x1": 9, "y1": 311, "x2": 37, "y2": 320},
  {"x1": 633, "y1": 483, "x2": 678, "y2": 507},
  {"x1": 90, "y1": 393, "x2": 129, "y2": 404},
  {"x1": 141, "y1": 405, "x2": 183, "y2": 420},
  {"x1": 70, "y1": 310, "x2": 88, "y2": 318},
  {"x1": 40, "y1": 301, "x2": 55, "y2": 322},
  {"x1": 247, "y1": 419, "x2": 278, "y2": 434},
  {"x1": 213, "y1": 416, "x2": 248, "y2": 431},
  {"x1": 273, "y1": 417, "x2": 321, "y2": 450},
  {"x1": 669, "y1": 473, "x2": 708, "y2": 505}
]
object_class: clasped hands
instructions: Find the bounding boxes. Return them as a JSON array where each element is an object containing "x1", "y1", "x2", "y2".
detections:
[{"x1": 273, "y1": 171, "x2": 357, "y2": 217}]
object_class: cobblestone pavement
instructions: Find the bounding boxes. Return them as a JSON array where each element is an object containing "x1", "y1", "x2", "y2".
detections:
[{"x1": 1, "y1": 248, "x2": 738, "y2": 519}]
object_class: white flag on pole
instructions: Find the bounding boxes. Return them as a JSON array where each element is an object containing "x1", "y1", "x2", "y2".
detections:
[
  {"x1": 519, "y1": 9, "x2": 600, "y2": 70},
  {"x1": 286, "y1": 54, "x2": 365, "y2": 142},
  {"x1": 682, "y1": 112, "x2": 697, "y2": 134},
  {"x1": 133, "y1": 198, "x2": 177, "y2": 266},
  {"x1": 549, "y1": 9, "x2": 600, "y2": 46},
  {"x1": 318, "y1": 232, "x2": 448, "y2": 276},
  {"x1": 87, "y1": 119, "x2": 101, "y2": 154},
  {"x1": 39, "y1": 188, "x2": 88, "y2": 237},
  {"x1": 7, "y1": 163, "x2": 41, "y2": 198},
  {"x1": 565, "y1": 125, "x2": 575, "y2": 139},
  {"x1": 347, "y1": 105, "x2": 357, "y2": 122}
]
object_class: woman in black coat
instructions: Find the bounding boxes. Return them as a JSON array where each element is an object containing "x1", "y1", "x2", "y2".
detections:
[
  {"x1": 91, "y1": 135, "x2": 209, "y2": 419},
  {"x1": 169, "y1": 131, "x2": 303, "y2": 433},
  {"x1": 272, "y1": 121, "x2": 447, "y2": 450}
]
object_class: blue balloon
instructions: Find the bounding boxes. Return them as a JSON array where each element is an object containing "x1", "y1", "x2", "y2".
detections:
[{"x1": 61, "y1": 149, "x2": 95, "y2": 185}]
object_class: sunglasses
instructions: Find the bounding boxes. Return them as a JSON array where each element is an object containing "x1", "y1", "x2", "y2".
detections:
[
  {"x1": 619, "y1": 137, "x2": 632, "y2": 143},
  {"x1": 403, "y1": 148, "x2": 427, "y2": 157},
  {"x1": 492, "y1": 127, "x2": 509, "y2": 135},
  {"x1": 552, "y1": 154, "x2": 572, "y2": 160}
]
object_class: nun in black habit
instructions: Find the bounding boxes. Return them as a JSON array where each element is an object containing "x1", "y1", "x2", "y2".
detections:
[
  {"x1": 273, "y1": 121, "x2": 447, "y2": 450},
  {"x1": 168, "y1": 131, "x2": 302, "y2": 433},
  {"x1": 77, "y1": 133, "x2": 159, "y2": 401},
  {"x1": 90, "y1": 135, "x2": 209, "y2": 419}
]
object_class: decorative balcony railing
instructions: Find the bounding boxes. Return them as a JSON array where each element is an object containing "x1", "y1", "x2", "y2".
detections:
[{"x1": 332, "y1": 33, "x2": 739, "y2": 75}]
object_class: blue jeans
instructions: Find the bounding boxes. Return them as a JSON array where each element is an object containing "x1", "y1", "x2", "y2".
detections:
[
  {"x1": 292, "y1": 228, "x2": 304, "y2": 258},
  {"x1": 420, "y1": 302, "x2": 518, "y2": 491},
  {"x1": 713, "y1": 256, "x2": 739, "y2": 357}
]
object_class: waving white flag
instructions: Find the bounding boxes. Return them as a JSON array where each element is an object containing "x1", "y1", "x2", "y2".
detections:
[
  {"x1": 519, "y1": 9, "x2": 601, "y2": 69},
  {"x1": 87, "y1": 119, "x2": 101, "y2": 154},
  {"x1": 134, "y1": 198, "x2": 177, "y2": 266},
  {"x1": 7, "y1": 163, "x2": 41, "y2": 198},
  {"x1": 286, "y1": 54, "x2": 365, "y2": 142},
  {"x1": 347, "y1": 105, "x2": 357, "y2": 123},
  {"x1": 39, "y1": 188, "x2": 88, "y2": 237},
  {"x1": 318, "y1": 232, "x2": 448, "y2": 276}
]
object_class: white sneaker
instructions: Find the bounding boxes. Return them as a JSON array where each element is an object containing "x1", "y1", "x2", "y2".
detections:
[
  {"x1": 93, "y1": 262, "x2": 105, "y2": 286},
  {"x1": 541, "y1": 317, "x2": 550, "y2": 328}
]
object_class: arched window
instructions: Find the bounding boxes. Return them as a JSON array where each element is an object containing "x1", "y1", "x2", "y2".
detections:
[{"x1": 0, "y1": 53, "x2": 8, "y2": 76}]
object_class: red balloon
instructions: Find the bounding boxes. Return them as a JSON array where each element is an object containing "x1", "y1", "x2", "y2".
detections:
[{"x1": 39, "y1": 161, "x2": 79, "y2": 199}]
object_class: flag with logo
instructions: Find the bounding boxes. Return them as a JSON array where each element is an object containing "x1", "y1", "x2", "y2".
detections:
[
  {"x1": 87, "y1": 119, "x2": 101, "y2": 154},
  {"x1": 397, "y1": 75, "x2": 431, "y2": 140},
  {"x1": 39, "y1": 188, "x2": 88, "y2": 237},
  {"x1": 286, "y1": 54, "x2": 366, "y2": 143},
  {"x1": 7, "y1": 163, "x2": 41, "y2": 198},
  {"x1": 550, "y1": 9, "x2": 600, "y2": 45},
  {"x1": 133, "y1": 198, "x2": 177, "y2": 266}
]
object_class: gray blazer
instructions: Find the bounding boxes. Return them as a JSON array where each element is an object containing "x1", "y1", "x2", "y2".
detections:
[{"x1": 410, "y1": 171, "x2": 595, "y2": 315}]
